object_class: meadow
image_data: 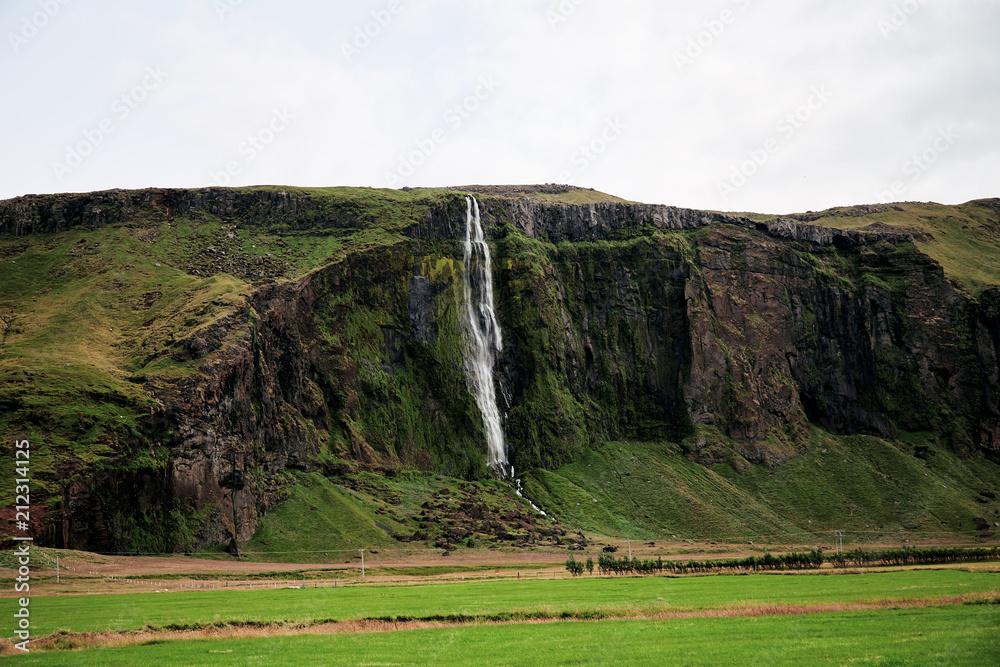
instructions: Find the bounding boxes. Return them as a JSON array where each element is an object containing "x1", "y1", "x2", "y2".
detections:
[
  {"x1": 16, "y1": 568, "x2": 1000, "y2": 635},
  {"x1": 4, "y1": 567, "x2": 999, "y2": 663},
  {"x1": 10, "y1": 605, "x2": 999, "y2": 665}
]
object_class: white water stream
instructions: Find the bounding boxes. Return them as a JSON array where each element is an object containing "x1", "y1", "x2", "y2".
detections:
[
  {"x1": 462, "y1": 196, "x2": 508, "y2": 475},
  {"x1": 461, "y1": 196, "x2": 549, "y2": 518},
  {"x1": 515, "y1": 476, "x2": 548, "y2": 517}
]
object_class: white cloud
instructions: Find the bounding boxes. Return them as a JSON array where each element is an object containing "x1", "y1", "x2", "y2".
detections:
[{"x1": 1, "y1": 0, "x2": 996, "y2": 211}]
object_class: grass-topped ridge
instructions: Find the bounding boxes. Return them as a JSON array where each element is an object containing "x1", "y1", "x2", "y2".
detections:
[{"x1": 751, "y1": 199, "x2": 1000, "y2": 292}]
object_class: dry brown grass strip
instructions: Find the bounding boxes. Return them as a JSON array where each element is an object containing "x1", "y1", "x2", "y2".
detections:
[
  {"x1": 1, "y1": 592, "x2": 996, "y2": 657},
  {"x1": 641, "y1": 594, "x2": 994, "y2": 619}
]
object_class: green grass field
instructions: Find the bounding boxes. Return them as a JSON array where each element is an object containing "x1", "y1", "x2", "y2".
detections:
[
  {"x1": 18, "y1": 569, "x2": 1000, "y2": 636},
  {"x1": 13, "y1": 605, "x2": 1000, "y2": 666}
]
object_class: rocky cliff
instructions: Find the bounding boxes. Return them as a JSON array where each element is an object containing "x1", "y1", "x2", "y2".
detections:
[{"x1": 1, "y1": 186, "x2": 997, "y2": 551}]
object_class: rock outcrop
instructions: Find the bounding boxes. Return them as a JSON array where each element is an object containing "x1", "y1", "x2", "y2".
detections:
[{"x1": 2, "y1": 187, "x2": 997, "y2": 551}]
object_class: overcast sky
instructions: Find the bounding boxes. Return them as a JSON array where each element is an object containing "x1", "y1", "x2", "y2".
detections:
[{"x1": 2, "y1": 0, "x2": 997, "y2": 213}]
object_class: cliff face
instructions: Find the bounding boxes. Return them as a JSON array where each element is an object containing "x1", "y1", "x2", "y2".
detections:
[
  {"x1": 466, "y1": 198, "x2": 998, "y2": 472},
  {"x1": 1, "y1": 187, "x2": 997, "y2": 551},
  {"x1": 0, "y1": 188, "x2": 347, "y2": 237}
]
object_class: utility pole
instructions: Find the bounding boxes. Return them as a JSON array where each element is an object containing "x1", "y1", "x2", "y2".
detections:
[
  {"x1": 627, "y1": 540, "x2": 631, "y2": 560},
  {"x1": 56, "y1": 555, "x2": 59, "y2": 584},
  {"x1": 359, "y1": 549, "x2": 365, "y2": 579},
  {"x1": 833, "y1": 530, "x2": 845, "y2": 554}
]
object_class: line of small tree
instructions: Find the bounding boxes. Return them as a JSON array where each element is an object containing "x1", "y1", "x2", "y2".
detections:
[
  {"x1": 566, "y1": 545, "x2": 999, "y2": 577},
  {"x1": 594, "y1": 550, "x2": 824, "y2": 576},
  {"x1": 596, "y1": 553, "x2": 667, "y2": 576},
  {"x1": 666, "y1": 549, "x2": 826, "y2": 574},
  {"x1": 568, "y1": 551, "x2": 823, "y2": 577},
  {"x1": 564, "y1": 555, "x2": 594, "y2": 576},
  {"x1": 827, "y1": 545, "x2": 1000, "y2": 568}
]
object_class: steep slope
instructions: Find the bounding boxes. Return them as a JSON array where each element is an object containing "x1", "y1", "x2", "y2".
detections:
[
  {"x1": 524, "y1": 428, "x2": 1000, "y2": 542},
  {"x1": 1, "y1": 186, "x2": 998, "y2": 553}
]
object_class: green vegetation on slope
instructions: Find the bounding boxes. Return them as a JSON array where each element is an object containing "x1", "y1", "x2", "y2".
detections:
[
  {"x1": 0, "y1": 187, "x2": 462, "y2": 526},
  {"x1": 770, "y1": 199, "x2": 1000, "y2": 293},
  {"x1": 0, "y1": 221, "x2": 246, "y2": 503},
  {"x1": 3, "y1": 187, "x2": 999, "y2": 554},
  {"x1": 525, "y1": 427, "x2": 1000, "y2": 543},
  {"x1": 241, "y1": 468, "x2": 563, "y2": 561},
  {"x1": 243, "y1": 472, "x2": 408, "y2": 561}
]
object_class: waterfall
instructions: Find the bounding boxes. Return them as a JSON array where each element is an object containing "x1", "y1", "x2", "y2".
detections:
[
  {"x1": 461, "y1": 196, "x2": 508, "y2": 476},
  {"x1": 515, "y1": 477, "x2": 548, "y2": 517}
]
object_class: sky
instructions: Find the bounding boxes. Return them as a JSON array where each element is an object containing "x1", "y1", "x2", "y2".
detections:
[{"x1": 1, "y1": 0, "x2": 998, "y2": 213}]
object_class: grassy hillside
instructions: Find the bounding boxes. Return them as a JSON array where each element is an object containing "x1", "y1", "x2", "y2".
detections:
[
  {"x1": 0, "y1": 187, "x2": 454, "y2": 502},
  {"x1": 762, "y1": 200, "x2": 1000, "y2": 293},
  {"x1": 524, "y1": 427, "x2": 1000, "y2": 545},
  {"x1": 198, "y1": 426, "x2": 1000, "y2": 557},
  {"x1": 447, "y1": 184, "x2": 631, "y2": 204}
]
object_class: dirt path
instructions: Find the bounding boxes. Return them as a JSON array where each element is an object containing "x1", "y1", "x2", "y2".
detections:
[
  {"x1": 5, "y1": 541, "x2": 998, "y2": 600},
  {"x1": 6, "y1": 547, "x2": 576, "y2": 580},
  {"x1": 6, "y1": 541, "x2": 779, "y2": 582}
]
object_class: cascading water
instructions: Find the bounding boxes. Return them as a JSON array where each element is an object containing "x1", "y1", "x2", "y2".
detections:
[
  {"x1": 515, "y1": 477, "x2": 548, "y2": 517},
  {"x1": 459, "y1": 197, "x2": 548, "y2": 514},
  {"x1": 461, "y1": 196, "x2": 509, "y2": 477}
]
